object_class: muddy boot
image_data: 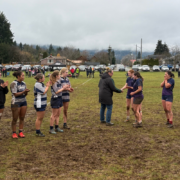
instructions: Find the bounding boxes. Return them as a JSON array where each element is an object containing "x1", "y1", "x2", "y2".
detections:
[
  {"x1": 167, "y1": 124, "x2": 173, "y2": 128},
  {"x1": 133, "y1": 122, "x2": 142, "y2": 128},
  {"x1": 106, "y1": 122, "x2": 114, "y2": 126},
  {"x1": 63, "y1": 124, "x2": 70, "y2": 129}
]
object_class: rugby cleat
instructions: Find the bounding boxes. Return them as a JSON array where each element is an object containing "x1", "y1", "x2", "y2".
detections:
[
  {"x1": 55, "y1": 127, "x2": 64, "y2": 133},
  {"x1": 12, "y1": 133, "x2": 18, "y2": 139},
  {"x1": 18, "y1": 132, "x2": 25, "y2": 138},
  {"x1": 36, "y1": 132, "x2": 45, "y2": 137}
]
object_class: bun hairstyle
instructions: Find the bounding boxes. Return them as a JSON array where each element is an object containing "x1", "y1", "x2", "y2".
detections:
[
  {"x1": 128, "y1": 69, "x2": 134, "y2": 74},
  {"x1": 134, "y1": 71, "x2": 144, "y2": 81},
  {"x1": 50, "y1": 70, "x2": 60, "y2": 85},
  {"x1": 34, "y1": 73, "x2": 44, "y2": 81},
  {"x1": 60, "y1": 67, "x2": 68, "y2": 75},
  {"x1": 106, "y1": 67, "x2": 113, "y2": 73},
  {"x1": 166, "y1": 70, "x2": 175, "y2": 78},
  {"x1": 13, "y1": 71, "x2": 23, "y2": 78}
]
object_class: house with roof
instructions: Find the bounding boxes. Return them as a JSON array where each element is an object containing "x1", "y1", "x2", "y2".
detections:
[{"x1": 40, "y1": 54, "x2": 66, "y2": 65}]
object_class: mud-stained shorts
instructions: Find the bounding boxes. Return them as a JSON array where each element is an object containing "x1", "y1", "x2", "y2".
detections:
[
  {"x1": 11, "y1": 102, "x2": 27, "y2": 108},
  {"x1": 133, "y1": 97, "x2": 144, "y2": 104}
]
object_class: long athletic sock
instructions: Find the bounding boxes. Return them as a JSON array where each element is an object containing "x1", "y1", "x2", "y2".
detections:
[
  {"x1": 36, "y1": 130, "x2": 41, "y2": 134},
  {"x1": 55, "y1": 125, "x2": 59, "y2": 129},
  {"x1": 50, "y1": 126, "x2": 53, "y2": 130},
  {"x1": 169, "y1": 121, "x2": 173, "y2": 124},
  {"x1": 167, "y1": 119, "x2": 169, "y2": 122}
]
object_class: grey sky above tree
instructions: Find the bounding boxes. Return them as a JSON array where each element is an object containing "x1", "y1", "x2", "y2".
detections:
[{"x1": 1, "y1": 0, "x2": 180, "y2": 51}]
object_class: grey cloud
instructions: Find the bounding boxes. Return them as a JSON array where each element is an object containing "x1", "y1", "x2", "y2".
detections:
[{"x1": 1, "y1": 0, "x2": 180, "y2": 51}]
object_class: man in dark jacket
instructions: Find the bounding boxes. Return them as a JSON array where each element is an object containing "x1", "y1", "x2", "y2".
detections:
[
  {"x1": 98, "y1": 69, "x2": 122, "y2": 126},
  {"x1": 0, "y1": 79, "x2": 9, "y2": 120}
]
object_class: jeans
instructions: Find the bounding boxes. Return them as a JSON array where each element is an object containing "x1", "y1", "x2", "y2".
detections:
[{"x1": 100, "y1": 104, "x2": 113, "y2": 123}]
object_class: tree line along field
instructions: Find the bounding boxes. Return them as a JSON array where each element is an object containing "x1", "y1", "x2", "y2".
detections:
[{"x1": 1, "y1": 71, "x2": 180, "y2": 180}]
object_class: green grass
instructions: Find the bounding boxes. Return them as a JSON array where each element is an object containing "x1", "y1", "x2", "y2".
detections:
[{"x1": 0, "y1": 71, "x2": 180, "y2": 180}]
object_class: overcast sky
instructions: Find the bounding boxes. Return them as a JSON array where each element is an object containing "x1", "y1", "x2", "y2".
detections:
[{"x1": 1, "y1": 0, "x2": 180, "y2": 51}]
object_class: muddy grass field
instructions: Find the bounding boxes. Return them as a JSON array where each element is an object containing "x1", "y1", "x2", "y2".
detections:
[{"x1": 0, "y1": 71, "x2": 180, "y2": 180}]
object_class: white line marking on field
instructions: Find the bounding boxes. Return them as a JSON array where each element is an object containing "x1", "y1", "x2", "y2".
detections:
[
  {"x1": 82, "y1": 78, "x2": 92, "y2": 85},
  {"x1": 74, "y1": 78, "x2": 92, "y2": 88}
]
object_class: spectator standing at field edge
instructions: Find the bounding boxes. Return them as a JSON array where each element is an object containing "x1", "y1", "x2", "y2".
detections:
[
  {"x1": 0, "y1": 79, "x2": 9, "y2": 121},
  {"x1": 98, "y1": 67, "x2": 123, "y2": 126}
]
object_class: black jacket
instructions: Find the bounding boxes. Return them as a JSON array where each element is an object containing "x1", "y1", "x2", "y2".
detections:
[
  {"x1": 0, "y1": 79, "x2": 9, "y2": 105},
  {"x1": 98, "y1": 73, "x2": 122, "y2": 105}
]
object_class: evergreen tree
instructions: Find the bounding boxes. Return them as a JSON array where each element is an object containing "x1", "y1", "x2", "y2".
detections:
[
  {"x1": 13, "y1": 41, "x2": 17, "y2": 46},
  {"x1": 19, "y1": 42, "x2": 23, "y2": 51},
  {"x1": 0, "y1": 12, "x2": 14, "y2": 44},
  {"x1": 36, "y1": 45, "x2": 40, "y2": 52},
  {"x1": 107, "y1": 46, "x2": 112, "y2": 62},
  {"x1": 163, "y1": 43, "x2": 170, "y2": 55},
  {"x1": 49, "y1": 44, "x2": 54, "y2": 55},
  {"x1": 137, "y1": 51, "x2": 141, "y2": 59},
  {"x1": 154, "y1": 40, "x2": 170, "y2": 55},
  {"x1": 112, "y1": 50, "x2": 116, "y2": 64},
  {"x1": 43, "y1": 51, "x2": 48, "y2": 58}
]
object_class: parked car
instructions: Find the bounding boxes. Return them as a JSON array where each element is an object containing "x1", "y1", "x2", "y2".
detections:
[
  {"x1": 132, "y1": 65, "x2": 139, "y2": 71},
  {"x1": 138, "y1": 65, "x2": 142, "y2": 71},
  {"x1": 0, "y1": 64, "x2": 4, "y2": 70},
  {"x1": 108, "y1": 65, "x2": 115, "y2": 70},
  {"x1": 70, "y1": 65, "x2": 77, "y2": 70},
  {"x1": 12, "y1": 64, "x2": 22, "y2": 71},
  {"x1": 161, "y1": 66, "x2": 169, "y2": 71},
  {"x1": 142, "y1": 65, "x2": 150, "y2": 71},
  {"x1": 118, "y1": 64, "x2": 125, "y2": 71},
  {"x1": 33, "y1": 65, "x2": 41, "y2": 69},
  {"x1": 22, "y1": 65, "x2": 31, "y2": 71},
  {"x1": 172, "y1": 64, "x2": 179, "y2": 71},
  {"x1": 5, "y1": 65, "x2": 12, "y2": 71},
  {"x1": 78, "y1": 65, "x2": 87, "y2": 71},
  {"x1": 98, "y1": 65, "x2": 106, "y2": 70},
  {"x1": 41, "y1": 65, "x2": 49, "y2": 71},
  {"x1": 95, "y1": 65, "x2": 100, "y2": 71},
  {"x1": 152, "y1": 65, "x2": 160, "y2": 71}
]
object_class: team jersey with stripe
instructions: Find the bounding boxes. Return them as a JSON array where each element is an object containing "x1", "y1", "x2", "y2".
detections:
[
  {"x1": 34, "y1": 82, "x2": 47, "y2": 107},
  {"x1": 10, "y1": 80, "x2": 26, "y2": 104},
  {"x1": 51, "y1": 80, "x2": 62, "y2": 97},
  {"x1": 60, "y1": 77, "x2": 71, "y2": 101}
]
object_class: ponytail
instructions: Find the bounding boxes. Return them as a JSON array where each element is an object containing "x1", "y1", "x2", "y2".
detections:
[
  {"x1": 34, "y1": 73, "x2": 44, "y2": 81},
  {"x1": 134, "y1": 71, "x2": 144, "y2": 81},
  {"x1": 166, "y1": 70, "x2": 175, "y2": 78},
  {"x1": 12, "y1": 71, "x2": 23, "y2": 78}
]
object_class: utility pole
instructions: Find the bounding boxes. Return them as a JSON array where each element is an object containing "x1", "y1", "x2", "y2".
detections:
[
  {"x1": 136, "y1": 45, "x2": 137, "y2": 60},
  {"x1": 141, "y1": 38, "x2": 142, "y2": 59}
]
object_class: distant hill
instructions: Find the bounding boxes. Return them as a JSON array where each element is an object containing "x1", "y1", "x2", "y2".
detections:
[{"x1": 36, "y1": 44, "x2": 153, "y2": 63}]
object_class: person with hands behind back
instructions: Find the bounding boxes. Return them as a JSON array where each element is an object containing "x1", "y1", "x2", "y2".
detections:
[
  {"x1": 161, "y1": 70, "x2": 175, "y2": 128},
  {"x1": 49, "y1": 70, "x2": 70, "y2": 134},
  {"x1": 34, "y1": 73, "x2": 51, "y2": 137},
  {"x1": 10, "y1": 71, "x2": 30, "y2": 139},
  {"x1": 0, "y1": 79, "x2": 9, "y2": 121}
]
